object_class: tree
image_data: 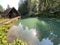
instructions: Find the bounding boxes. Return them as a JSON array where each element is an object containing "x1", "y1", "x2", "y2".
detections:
[
  {"x1": 39, "y1": 0, "x2": 60, "y2": 12},
  {"x1": 18, "y1": 0, "x2": 60, "y2": 17},
  {"x1": 28, "y1": 0, "x2": 40, "y2": 16},
  {"x1": 18, "y1": 0, "x2": 29, "y2": 17},
  {"x1": 7, "y1": 5, "x2": 10, "y2": 9},
  {"x1": 0, "y1": 5, "x2": 4, "y2": 13}
]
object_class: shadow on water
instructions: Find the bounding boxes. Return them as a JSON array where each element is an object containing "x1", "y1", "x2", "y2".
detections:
[{"x1": 36, "y1": 18, "x2": 60, "y2": 45}]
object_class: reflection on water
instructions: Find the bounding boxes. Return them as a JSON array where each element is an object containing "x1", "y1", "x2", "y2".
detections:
[
  {"x1": 20, "y1": 18, "x2": 60, "y2": 45},
  {"x1": 7, "y1": 23, "x2": 54, "y2": 45},
  {"x1": 36, "y1": 18, "x2": 60, "y2": 45},
  {"x1": 7, "y1": 23, "x2": 41, "y2": 45},
  {"x1": 40, "y1": 38, "x2": 53, "y2": 45},
  {"x1": 18, "y1": 23, "x2": 54, "y2": 45}
]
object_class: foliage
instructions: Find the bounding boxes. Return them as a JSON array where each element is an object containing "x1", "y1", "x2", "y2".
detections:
[
  {"x1": 38, "y1": 0, "x2": 60, "y2": 18},
  {"x1": 0, "y1": 25, "x2": 27, "y2": 45},
  {"x1": 0, "y1": 5, "x2": 4, "y2": 13},
  {"x1": 39, "y1": 0, "x2": 60, "y2": 11},
  {"x1": 18, "y1": 0, "x2": 60, "y2": 18},
  {"x1": 18, "y1": 0, "x2": 29, "y2": 18}
]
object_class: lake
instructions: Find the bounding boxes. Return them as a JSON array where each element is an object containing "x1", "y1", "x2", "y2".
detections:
[{"x1": 19, "y1": 17, "x2": 60, "y2": 45}]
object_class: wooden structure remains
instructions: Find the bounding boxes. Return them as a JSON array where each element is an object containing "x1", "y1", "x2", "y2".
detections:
[{"x1": 1, "y1": 7, "x2": 20, "y2": 18}]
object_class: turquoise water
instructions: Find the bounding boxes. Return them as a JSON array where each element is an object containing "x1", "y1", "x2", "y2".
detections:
[{"x1": 19, "y1": 18, "x2": 60, "y2": 45}]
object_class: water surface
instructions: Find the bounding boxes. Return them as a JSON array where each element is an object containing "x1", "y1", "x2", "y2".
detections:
[{"x1": 20, "y1": 18, "x2": 60, "y2": 45}]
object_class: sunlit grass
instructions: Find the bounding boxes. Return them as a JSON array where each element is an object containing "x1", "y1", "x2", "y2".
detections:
[{"x1": 0, "y1": 18, "x2": 9, "y2": 21}]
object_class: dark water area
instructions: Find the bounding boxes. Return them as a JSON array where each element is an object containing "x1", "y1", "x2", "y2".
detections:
[
  {"x1": 36, "y1": 18, "x2": 60, "y2": 45},
  {"x1": 20, "y1": 18, "x2": 60, "y2": 45}
]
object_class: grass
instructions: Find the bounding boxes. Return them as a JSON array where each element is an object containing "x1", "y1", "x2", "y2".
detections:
[
  {"x1": 0, "y1": 18, "x2": 27, "y2": 45},
  {"x1": 0, "y1": 18, "x2": 9, "y2": 21},
  {"x1": 0, "y1": 24, "x2": 27, "y2": 45},
  {"x1": 0, "y1": 18, "x2": 5, "y2": 21}
]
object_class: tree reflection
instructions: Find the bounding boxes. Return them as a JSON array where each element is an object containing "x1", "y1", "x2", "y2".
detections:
[{"x1": 36, "y1": 18, "x2": 60, "y2": 45}]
